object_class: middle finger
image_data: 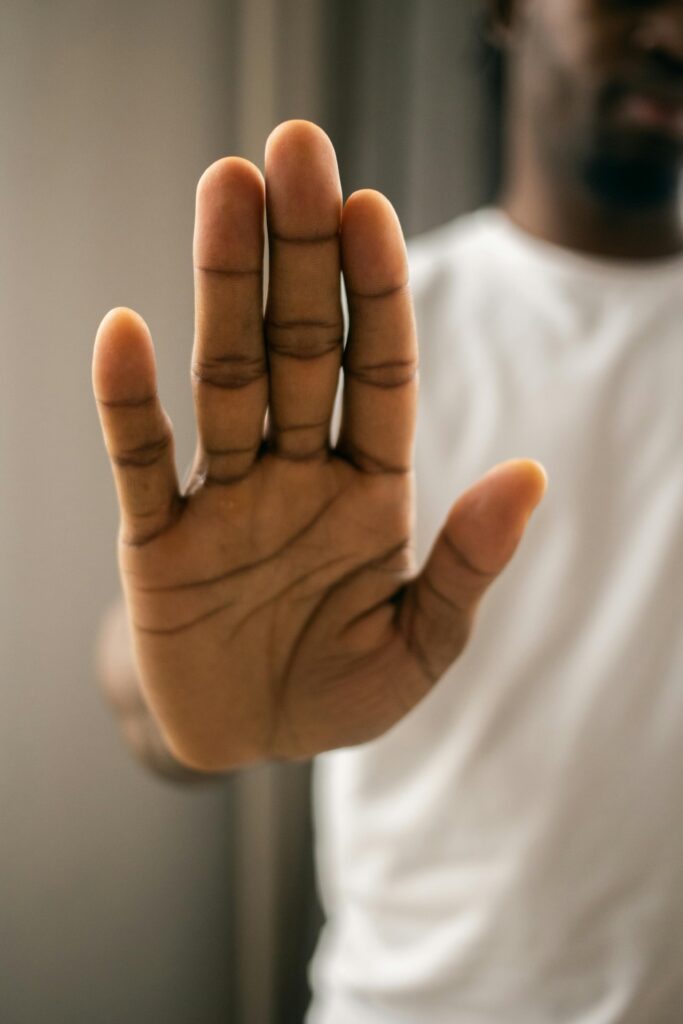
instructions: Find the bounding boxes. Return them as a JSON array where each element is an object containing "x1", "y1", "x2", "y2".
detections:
[{"x1": 264, "y1": 121, "x2": 344, "y2": 463}]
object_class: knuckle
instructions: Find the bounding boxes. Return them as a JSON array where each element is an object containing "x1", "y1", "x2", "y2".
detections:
[
  {"x1": 345, "y1": 357, "x2": 417, "y2": 389},
  {"x1": 191, "y1": 353, "x2": 266, "y2": 389},
  {"x1": 338, "y1": 438, "x2": 410, "y2": 475},
  {"x1": 111, "y1": 432, "x2": 171, "y2": 469},
  {"x1": 266, "y1": 320, "x2": 343, "y2": 360}
]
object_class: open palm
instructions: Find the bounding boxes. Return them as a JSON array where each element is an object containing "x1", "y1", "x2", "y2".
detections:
[{"x1": 93, "y1": 121, "x2": 546, "y2": 771}]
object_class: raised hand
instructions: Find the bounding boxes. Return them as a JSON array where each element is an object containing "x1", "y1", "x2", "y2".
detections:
[{"x1": 93, "y1": 121, "x2": 546, "y2": 772}]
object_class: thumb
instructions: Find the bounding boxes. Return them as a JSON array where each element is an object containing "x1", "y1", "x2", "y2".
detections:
[{"x1": 398, "y1": 458, "x2": 548, "y2": 685}]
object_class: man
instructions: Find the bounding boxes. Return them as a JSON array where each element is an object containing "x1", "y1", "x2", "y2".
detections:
[{"x1": 93, "y1": 1, "x2": 683, "y2": 1021}]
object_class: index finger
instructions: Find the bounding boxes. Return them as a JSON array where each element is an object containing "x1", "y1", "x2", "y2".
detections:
[{"x1": 93, "y1": 308, "x2": 181, "y2": 546}]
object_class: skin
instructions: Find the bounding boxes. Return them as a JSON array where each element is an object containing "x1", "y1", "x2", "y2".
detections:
[
  {"x1": 494, "y1": 0, "x2": 683, "y2": 258},
  {"x1": 93, "y1": 123, "x2": 547, "y2": 773}
]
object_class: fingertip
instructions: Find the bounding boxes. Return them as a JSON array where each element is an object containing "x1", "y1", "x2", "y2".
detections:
[
  {"x1": 343, "y1": 188, "x2": 399, "y2": 225},
  {"x1": 264, "y1": 119, "x2": 341, "y2": 236},
  {"x1": 92, "y1": 306, "x2": 157, "y2": 403},
  {"x1": 194, "y1": 157, "x2": 265, "y2": 269},
  {"x1": 487, "y1": 458, "x2": 549, "y2": 510},
  {"x1": 341, "y1": 190, "x2": 408, "y2": 294},
  {"x1": 95, "y1": 306, "x2": 150, "y2": 346},
  {"x1": 446, "y1": 458, "x2": 549, "y2": 576},
  {"x1": 195, "y1": 156, "x2": 265, "y2": 225},
  {"x1": 511, "y1": 457, "x2": 548, "y2": 488},
  {"x1": 264, "y1": 119, "x2": 334, "y2": 163},
  {"x1": 196, "y1": 156, "x2": 264, "y2": 201},
  {"x1": 527, "y1": 459, "x2": 549, "y2": 504}
]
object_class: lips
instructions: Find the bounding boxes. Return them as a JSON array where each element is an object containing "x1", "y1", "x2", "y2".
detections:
[{"x1": 617, "y1": 90, "x2": 683, "y2": 139}]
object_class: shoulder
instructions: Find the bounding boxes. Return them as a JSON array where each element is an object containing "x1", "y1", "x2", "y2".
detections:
[{"x1": 406, "y1": 207, "x2": 503, "y2": 302}]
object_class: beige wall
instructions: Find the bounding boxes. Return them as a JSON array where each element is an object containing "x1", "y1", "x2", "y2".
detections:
[{"x1": 0, "y1": 2, "x2": 241, "y2": 1021}]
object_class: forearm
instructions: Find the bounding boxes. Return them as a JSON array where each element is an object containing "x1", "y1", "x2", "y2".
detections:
[{"x1": 97, "y1": 599, "x2": 225, "y2": 785}]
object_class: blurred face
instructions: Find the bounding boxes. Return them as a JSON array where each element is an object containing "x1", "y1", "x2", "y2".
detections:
[{"x1": 510, "y1": 0, "x2": 683, "y2": 207}]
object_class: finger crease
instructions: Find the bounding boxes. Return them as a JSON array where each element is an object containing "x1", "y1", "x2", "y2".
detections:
[
  {"x1": 192, "y1": 353, "x2": 266, "y2": 389},
  {"x1": 194, "y1": 264, "x2": 261, "y2": 277},
  {"x1": 269, "y1": 231, "x2": 339, "y2": 245},
  {"x1": 422, "y1": 574, "x2": 467, "y2": 615},
  {"x1": 112, "y1": 434, "x2": 170, "y2": 468},
  {"x1": 344, "y1": 361, "x2": 417, "y2": 388},
  {"x1": 267, "y1": 336, "x2": 343, "y2": 360},
  {"x1": 270, "y1": 445, "x2": 329, "y2": 463},
  {"x1": 272, "y1": 419, "x2": 329, "y2": 434},
  {"x1": 120, "y1": 494, "x2": 186, "y2": 548},
  {"x1": 338, "y1": 440, "x2": 409, "y2": 476},
  {"x1": 346, "y1": 280, "x2": 409, "y2": 301},
  {"x1": 204, "y1": 470, "x2": 252, "y2": 487},
  {"x1": 204, "y1": 444, "x2": 257, "y2": 457},
  {"x1": 97, "y1": 393, "x2": 157, "y2": 409},
  {"x1": 266, "y1": 317, "x2": 344, "y2": 331},
  {"x1": 442, "y1": 533, "x2": 497, "y2": 581}
]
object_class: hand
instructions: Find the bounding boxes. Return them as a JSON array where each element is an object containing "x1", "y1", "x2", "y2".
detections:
[
  {"x1": 92, "y1": 120, "x2": 547, "y2": 772},
  {"x1": 96, "y1": 599, "x2": 216, "y2": 783}
]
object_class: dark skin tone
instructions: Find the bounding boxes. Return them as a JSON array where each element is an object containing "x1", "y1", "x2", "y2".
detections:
[
  {"x1": 97, "y1": 1, "x2": 681, "y2": 779},
  {"x1": 93, "y1": 136, "x2": 546, "y2": 774},
  {"x1": 493, "y1": 0, "x2": 683, "y2": 259}
]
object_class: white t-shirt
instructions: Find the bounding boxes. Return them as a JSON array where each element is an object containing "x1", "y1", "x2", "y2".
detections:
[{"x1": 306, "y1": 209, "x2": 683, "y2": 1024}]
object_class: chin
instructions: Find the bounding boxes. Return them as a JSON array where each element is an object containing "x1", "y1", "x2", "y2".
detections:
[{"x1": 581, "y1": 142, "x2": 681, "y2": 211}]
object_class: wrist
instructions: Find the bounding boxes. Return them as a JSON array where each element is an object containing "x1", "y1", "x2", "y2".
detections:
[{"x1": 121, "y1": 710, "x2": 225, "y2": 784}]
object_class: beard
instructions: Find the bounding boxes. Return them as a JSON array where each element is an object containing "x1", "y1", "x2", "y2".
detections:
[
  {"x1": 580, "y1": 147, "x2": 681, "y2": 210},
  {"x1": 578, "y1": 79, "x2": 683, "y2": 211}
]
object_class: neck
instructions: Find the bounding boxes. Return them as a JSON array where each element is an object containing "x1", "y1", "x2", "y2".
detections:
[{"x1": 501, "y1": 125, "x2": 683, "y2": 261}]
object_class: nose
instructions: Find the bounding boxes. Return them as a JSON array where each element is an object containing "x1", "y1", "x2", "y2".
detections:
[{"x1": 633, "y1": 4, "x2": 683, "y2": 64}]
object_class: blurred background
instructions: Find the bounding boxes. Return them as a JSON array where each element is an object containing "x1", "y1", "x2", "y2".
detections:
[{"x1": 0, "y1": 1, "x2": 499, "y2": 1021}]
